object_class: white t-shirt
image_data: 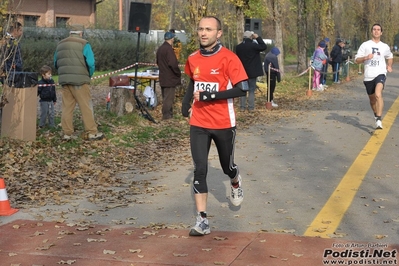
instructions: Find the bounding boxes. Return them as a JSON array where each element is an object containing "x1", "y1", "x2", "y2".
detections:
[{"x1": 355, "y1": 40, "x2": 393, "y2": 81}]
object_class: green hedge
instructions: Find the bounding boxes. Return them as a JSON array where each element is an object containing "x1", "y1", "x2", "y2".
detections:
[{"x1": 20, "y1": 28, "x2": 157, "y2": 73}]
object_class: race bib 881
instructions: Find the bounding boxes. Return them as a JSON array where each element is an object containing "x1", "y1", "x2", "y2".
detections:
[{"x1": 369, "y1": 58, "x2": 380, "y2": 67}]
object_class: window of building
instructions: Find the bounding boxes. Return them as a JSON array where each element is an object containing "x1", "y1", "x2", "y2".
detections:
[
  {"x1": 24, "y1": 15, "x2": 39, "y2": 27},
  {"x1": 56, "y1": 17, "x2": 69, "y2": 28}
]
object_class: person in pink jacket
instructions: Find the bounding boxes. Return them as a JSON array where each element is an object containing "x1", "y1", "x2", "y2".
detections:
[{"x1": 311, "y1": 40, "x2": 328, "y2": 91}]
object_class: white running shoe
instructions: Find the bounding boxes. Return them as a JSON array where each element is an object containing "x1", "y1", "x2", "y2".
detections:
[
  {"x1": 375, "y1": 120, "x2": 383, "y2": 129},
  {"x1": 88, "y1": 132, "x2": 104, "y2": 140},
  {"x1": 189, "y1": 215, "x2": 210, "y2": 236},
  {"x1": 230, "y1": 175, "x2": 244, "y2": 206},
  {"x1": 271, "y1": 101, "x2": 278, "y2": 107},
  {"x1": 63, "y1": 134, "x2": 77, "y2": 140}
]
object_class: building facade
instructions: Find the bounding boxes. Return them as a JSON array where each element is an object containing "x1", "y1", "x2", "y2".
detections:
[{"x1": 8, "y1": 0, "x2": 96, "y2": 28}]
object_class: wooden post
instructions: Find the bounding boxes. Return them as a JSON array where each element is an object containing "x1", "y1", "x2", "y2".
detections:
[
  {"x1": 265, "y1": 64, "x2": 272, "y2": 110},
  {"x1": 307, "y1": 61, "x2": 312, "y2": 96}
]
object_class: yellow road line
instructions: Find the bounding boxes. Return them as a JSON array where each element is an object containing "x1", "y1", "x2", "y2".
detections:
[{"x1": 303, "y1": 96, "x2": 399, "y2": 238}]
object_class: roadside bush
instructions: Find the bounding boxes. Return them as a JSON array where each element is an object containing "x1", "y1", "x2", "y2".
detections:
[
  {"x1": 90, "y1": 37, "x2": 158, "y2": 71},
  {"x1": 20, "y1": 27, "x2": 157, "y2": 73},
  {"x1": 21, "y1": 39, "x2": 58, "y2": 72}
]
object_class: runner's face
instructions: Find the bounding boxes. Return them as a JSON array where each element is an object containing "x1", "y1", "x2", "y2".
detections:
[
  {"x1": 197, "y1": 18, "x2": 222, "y2": 50},
  {"x1": 372, "y1": 26, "x2": 382, "y2": 39}
]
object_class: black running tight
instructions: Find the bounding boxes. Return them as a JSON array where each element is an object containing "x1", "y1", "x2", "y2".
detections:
[{"x1": 190, "y1": 125, "x2": 239, "y2": 194}]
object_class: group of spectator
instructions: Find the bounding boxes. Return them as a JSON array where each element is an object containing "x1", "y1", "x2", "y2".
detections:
[
  {"x1": 156, "y1": 27, "x2": 283, "y2": 117},
  {"x1": 312, "y1": 37, "x2": 354, "y2": 92},
  {"x1": 235, "y1": 30, "x2": 280, "y2": 110},
  {"x1": 1, "y1": 22, "x2": 103, "y2": 141}
]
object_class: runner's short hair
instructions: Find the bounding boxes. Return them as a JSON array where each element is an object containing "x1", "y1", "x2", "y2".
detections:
[
  {"x1": 201, "y1": 16, "x2": 222, "y2": 30},
  {"x1": 371, "y1": 23, "x2": 383, "y2": 32}
]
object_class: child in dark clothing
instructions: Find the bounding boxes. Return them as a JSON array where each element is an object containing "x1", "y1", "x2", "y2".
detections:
[{"x1": 38, "y1": 65, "x2": 57, "y2": 128}]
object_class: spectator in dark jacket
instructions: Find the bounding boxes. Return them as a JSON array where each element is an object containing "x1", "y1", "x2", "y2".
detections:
[
  {"x1": 235, "y1": 31, "x2": 267, "y2": 112},
  {"x1": 156, "y1": 31, "x2": 181, "y2": 120},
  {"x1": 330, "y1": 39, "x2": 345, "y2": 83},
  {"x1": 38, "y1": 65, "x2": 57, "y2": 128},
  {"x1": 264, "y1": 47, "x2": 281, "y2": 107},
  {"x1": 320, "y1": 37, "x2": 330, "y2": 86},
  {"x1": 2, "y1": 22, "x2": 23, "y2": 75}
]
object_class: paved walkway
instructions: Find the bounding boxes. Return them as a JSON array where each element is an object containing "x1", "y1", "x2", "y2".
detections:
[{"x1": 2, "y1": 70, "x2": 399, "y2": 265}]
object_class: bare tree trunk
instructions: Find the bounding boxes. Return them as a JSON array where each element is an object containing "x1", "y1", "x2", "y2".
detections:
[
  {"x1": 119, "y1": 0, "x2": 123, "y2": 30},
  {"x1": 324, "y1": 0, "x2": 333, "y2": 41},
  {"x1": 169, "y1": 0, "x2": 176, "y2": 29},
  {"x1": 314, "y1": 0, "x2": 321, "y2": 47},
  {"x1": 229, "y1": 0, "x2": 249, "y2": 49},
  {"x1": 297, "y1": 0, "x2": 308, "y2": 73},
  {"x1": 236, "y1": 8, "x2": 245, "y2": 44},
  {"x1": 272, "y1": 0, "x2": 284, "y2": 77}
]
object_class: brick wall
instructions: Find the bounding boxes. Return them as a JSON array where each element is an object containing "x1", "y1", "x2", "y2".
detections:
[{"x1": 9, "y1": 0, "x2": 95, "y2": 28}]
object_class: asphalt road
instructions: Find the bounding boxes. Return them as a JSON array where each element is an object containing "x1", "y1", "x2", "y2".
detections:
[{"x1": 2, "y1": 68, "x2": 399, "y2": 246}]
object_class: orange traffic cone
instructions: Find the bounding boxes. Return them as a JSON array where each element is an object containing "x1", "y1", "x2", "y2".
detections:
[{"x1": 0, "y1": 178, "x2": 18, "y2": 216}]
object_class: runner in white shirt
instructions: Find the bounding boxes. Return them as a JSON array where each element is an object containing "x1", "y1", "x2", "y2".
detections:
[{"x1": 355, "y1": 23, "x2": 393, "y2": 129}]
